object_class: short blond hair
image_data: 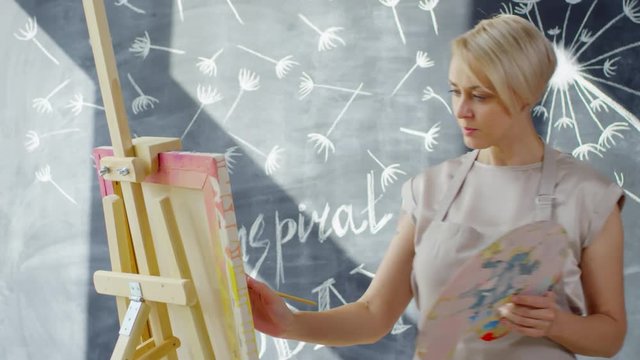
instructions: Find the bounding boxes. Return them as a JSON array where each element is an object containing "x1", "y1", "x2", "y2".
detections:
[{"x1": 451, "y1": 14, "x2": 556, "y2": 114}]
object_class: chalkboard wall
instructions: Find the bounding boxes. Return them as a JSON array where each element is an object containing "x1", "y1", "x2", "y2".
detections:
[{"x1": 1, "y1": 0, "x2": 638, "y2": 359}]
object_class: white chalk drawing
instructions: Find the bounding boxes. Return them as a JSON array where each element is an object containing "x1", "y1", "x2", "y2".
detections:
[
  {"x1": 624, "y1": 265, "x2": 640, "y2": 276},
  {"x1": 418, "y1": 0, "x2": 440, "y2": 35},
  {"x1": 298, "y1": 14, "x2": 346, "y2": 51},
  {"x1": 196, "y1": 48, "x2": 224, "y2": 77},
  {"x1": 308, "y1": 83, "x2": 363, "y2": 162},
  {"x1": 114, "y1": 0, "x2": 145, "y2": 14},
  {"x1": 500, "y1": 0, "x2": 640, "y2": 163},
  {"x1": 349, "y1": 264, "x2": 376, "y2": 278},
  {"x1": 298, "y1": 72, "x2": 372, "y2": 100},
  {"x1": 379, "y1": 0, "x2": 406, "y2": 45},
  {"x1": 399, "y1": 122, "x2": 441, "y2": 152},
  {"x1": 228, "y1": 132, "x2": 284, "y2": 175},
  {"x1": 129, "y1": 31, "x2": 186, "y2": 59},
  {"x1": 226, "y1": 0, "x2": 244, "y2": 25},
  {"x1": 313, "y1": 278, "x2": 348, "y2": 310},
  {"x1": 127, "y1": 73, "x2": 159, "y2": 114},
  {"x1": 65, "y1": 94, "x2": 105, "y2": 116},
  {"x1": 25, "y1": 129, "x2": 81, "y2": 152},
  {"x1": 176, "y1": 0, "x2": 184, "y2": 21},
  {"x1": 224, "y1": 146, "x2": 242, "y2": 174},
  {"x1": 367, "y1": 150, "x2": 406, "y2": 192},
  {"x1": 237, "y1": 45, "x2": 299, "y2": 79},
  {"x1": 239, "y1": 175, "x2": 392, "y2": 285},
  {"x1": 35, "y1": 165, "x2": 77, "y2": 205},
  {"x1": 349, "y1": 264, "x2": 412, "y2": 335},
  {"x1": 238, "y1": 214, "x2": 271, "y2": 278},
  {"x1": 32, "y1": 79, "x2": 70, "y2": 114},
  {"x1": 181, "y1": 85, "x2": 223, "y2": 140},
  {"x1": 14, "y1": 17, "x2": 59, "y2": 65},
  {"x1": 391, "y1": 51, "x2": 434, "y2": 96},
  {"x1": 422, "y1": 86, "x2": 452, "y2": 113},
  {"x1": 614, "y1": 172, "x2": 640, "y2": 204},
  {"x1": 224, "y1": 68, "x2": 260, "y2": 123}
]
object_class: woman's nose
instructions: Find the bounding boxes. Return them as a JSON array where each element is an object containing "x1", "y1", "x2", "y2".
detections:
[{"x1": 455, "y1": 98, "x2": 473, "y2": 119}]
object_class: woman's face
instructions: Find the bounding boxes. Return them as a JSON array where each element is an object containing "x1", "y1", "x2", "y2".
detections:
[{"x1": 448, "y1": 56, "x2": 517, "y2": 150}]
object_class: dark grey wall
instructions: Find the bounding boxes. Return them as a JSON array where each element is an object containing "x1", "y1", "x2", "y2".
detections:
[{"x1": 1, "y1": 0, "x2": 638, "y2": 359}]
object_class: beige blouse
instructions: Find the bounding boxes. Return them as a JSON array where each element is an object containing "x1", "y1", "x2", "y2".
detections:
[{"x1": 401, "y1": 149, "x2": 624, "y2": 359}]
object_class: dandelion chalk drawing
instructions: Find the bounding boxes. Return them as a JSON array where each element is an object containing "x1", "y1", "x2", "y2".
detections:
[
  {"x1": 298, "y1": 72, "x2": 372, "y2": 100},
  {"x1": 499, "y1": 0, "x2": 640, "y2": 163},
  {"x1": 196, "y1": 48, "x2": 224, "y2": 77},
  {"x1": 237, "y1": 45, "x2": 298, "y2": 79},
  {"x1": 414, "y1": 221, "x2": 570, "y2": 359},
  {"x1": 32, "y1": 79, "x2": 70, "y2": 114},
  {"x1": 400, "y1": 122, "x2": 441, "y2": 152}
]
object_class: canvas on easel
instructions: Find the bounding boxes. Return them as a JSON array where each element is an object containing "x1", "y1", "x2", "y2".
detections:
[{"x1": 82, "y1": 0, "x2": 258, "y2": 358}]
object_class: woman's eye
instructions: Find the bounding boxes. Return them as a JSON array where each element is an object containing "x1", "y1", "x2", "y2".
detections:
[
  {"x1": 448, "y1": 89, "x2": 461, "y2": 96},
  {"x1": 473, "y1": 94, "x2": 487, "y2": 100}
]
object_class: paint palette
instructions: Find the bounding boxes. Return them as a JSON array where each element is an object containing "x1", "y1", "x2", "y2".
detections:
[{"x1": 414, "y1": 220, "x2": 570, "y2": 360}]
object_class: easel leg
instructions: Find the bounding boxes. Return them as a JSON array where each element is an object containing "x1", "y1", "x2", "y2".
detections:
[{"x1": 111, "y1": 298, "x2": 151, "y2": 360}]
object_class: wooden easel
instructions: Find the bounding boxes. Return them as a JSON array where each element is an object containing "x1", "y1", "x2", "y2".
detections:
[{"x1": 82, "y1": 1, "x2": 258, "y2": 359}]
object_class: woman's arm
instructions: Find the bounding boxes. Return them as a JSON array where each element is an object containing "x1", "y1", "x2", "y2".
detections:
[
  {"x1": 248, "y1": 214, "x2": 417, "y2": 346},
  {"x1": 501, "y1": 204, "x2": 626, "y2": 357}
]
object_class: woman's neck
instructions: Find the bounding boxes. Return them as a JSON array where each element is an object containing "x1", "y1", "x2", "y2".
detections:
[{"x1": 477, "y1": 134, "x2": 544, "y2": 166}]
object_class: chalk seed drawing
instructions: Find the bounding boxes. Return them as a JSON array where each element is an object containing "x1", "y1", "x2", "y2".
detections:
[
  {"x1": 298, "y1": 72, "x2": 372, "y2": 100},
  {"x1": 422, "y1": 86, "x2": 452, "y2": 114},
  {"x1": 379, "y1": 0, "x2": 406, "y2": 45},
  {"x1": 367, "y1": 150, "x2": 406, "y2": 193},
  {"x1": 226, "y1": 0, "x2": 244, "y2": 25},
  {"x1": 418, "y1": 0, "x2": 440, "y2": 35},
  {"x1": 25, "y1": 129, "x2": 81, "y2": 152},
  {"x1": 114, "y1": 0, "x2": 145, "y2": 14},
  {"x1": 298, "y1": 14, "x2": 346, "y2": 51},
  {"x1": 32, "y1": 79, "x2": 70, "y2": 114},
  {"x1": 196, "y1": 48, "x2": 224, "y2": 77},
  {"x1": 236, "y1": 45, "x2": 299, "y2": 79},
  {"x1": 227, "y1": 132, "x2": 284, "y2": 175},
  {"x1": 129, "y1": 31, "x2": 186, "y2": 59},
  {"x1": 224, "y1": 68, "x2": 260, "y2": 124},
  {"x1": 176, "y1": 0, "x2": 184, "y2": 21},
  {"x1": 127, "y1": 73, "x2": 159, "y2": 114},
  {"x1": 66, "y1": 94, "x2": 105, "y2": 116},
  {"x1": 181, "y1": 85, "x2": 223, "y2": 140},
  {"x1": 35, "y1": 165, "x2": 77, "y2": 205},
  {"x1": 308, "y1": 83, "x2": 363, "y2": 162},
  {"x1": 224, "y1": 146, "x2": 242, "y2": 174},
  {"x1": 14, "y1": 17, "x2": 60, "y2": 65},
  {"x1": 349, "y1": 264, "x2": 412, "y2": 335},
  {"x1": 500, "y1": 0, "x2": 640, "y2": 162},
  {"x1": 615, "y1": 172, "x2": 640, "y2": 204},
  {"x1": 399, "y1": 122, "x2": 441, "y2": 152},
  {"x1": 391, "y1": 51, "x2": 435, "y2": 96}
]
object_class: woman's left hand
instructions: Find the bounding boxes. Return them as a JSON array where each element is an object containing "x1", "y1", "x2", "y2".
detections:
[{"x1": 498, "y1": 291, "x2": 559, "y2": 338}]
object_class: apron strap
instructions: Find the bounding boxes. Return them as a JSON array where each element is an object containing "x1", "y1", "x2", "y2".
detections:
[
  {"x1": 434, "y1": 150, "x2": 479, "y2": 222},
  {"x1": 535, "y1": 143, "x2": 558, "y2": 222}
]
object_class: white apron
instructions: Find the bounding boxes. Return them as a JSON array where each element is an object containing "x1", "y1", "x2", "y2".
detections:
[{"x1": 411, "y1": 144, "x2": 575, "y2": 360}]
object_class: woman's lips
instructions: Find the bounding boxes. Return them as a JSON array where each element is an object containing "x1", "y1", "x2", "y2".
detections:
[{"x1": 463, "y1": 127, "x2": 477, "y2": 136}]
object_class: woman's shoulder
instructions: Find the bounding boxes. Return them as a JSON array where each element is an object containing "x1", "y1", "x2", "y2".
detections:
[{"x1": 554, "y1": 150, "x2": 617, "y2": 190}]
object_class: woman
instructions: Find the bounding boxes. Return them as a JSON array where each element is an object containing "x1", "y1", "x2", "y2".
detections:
[{"x1": 246, "y1": 14, "x2": 626, "y2": 359}]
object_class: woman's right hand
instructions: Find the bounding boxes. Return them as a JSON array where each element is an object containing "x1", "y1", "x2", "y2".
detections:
[{"x1": 245, "y1": 274, "x2": 295, "y2": 338}]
